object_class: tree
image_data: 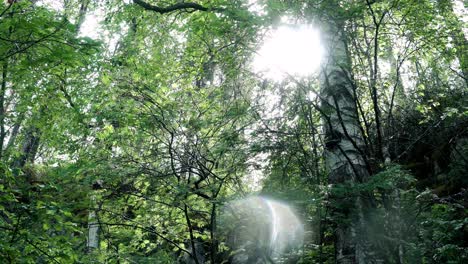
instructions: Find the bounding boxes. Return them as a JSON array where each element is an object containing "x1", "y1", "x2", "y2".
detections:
[
  {"x1": 1, "y1": 0, "x2": 466, "y2": 263},
  {"x1": 318, "y1": 6, "x2": 378, "y2": 264}
]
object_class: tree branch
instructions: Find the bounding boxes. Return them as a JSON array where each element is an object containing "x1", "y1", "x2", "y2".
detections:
[{"x1": 133, "y1": 0, "x2": 223, "y2": 14}]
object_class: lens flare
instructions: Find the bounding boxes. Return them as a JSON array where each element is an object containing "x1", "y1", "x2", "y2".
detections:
[{"x1": 220, "y1": 196, "x2": 304, "y2": 262}]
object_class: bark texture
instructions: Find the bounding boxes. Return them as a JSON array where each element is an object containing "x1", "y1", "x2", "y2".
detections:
[
  {"x1": 87, "y1": 195, "x2": 99, "y2": 251},
  {"x1": 319, "y1": 21, "x2": 379, "y2": 264}
]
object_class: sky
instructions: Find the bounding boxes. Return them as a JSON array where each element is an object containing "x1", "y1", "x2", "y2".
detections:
[{"x1": 252, "y1": 24, "x2": 324, "y2": 81}]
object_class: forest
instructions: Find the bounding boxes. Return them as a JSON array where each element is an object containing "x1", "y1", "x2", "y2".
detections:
[{"x1": 0, "y1": 0, "x2": 467, "y2": 263}]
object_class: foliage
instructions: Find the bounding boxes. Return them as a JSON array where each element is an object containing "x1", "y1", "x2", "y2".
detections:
[{"x1": 0, "y1": 0, "x2": 466, "y2": 263}]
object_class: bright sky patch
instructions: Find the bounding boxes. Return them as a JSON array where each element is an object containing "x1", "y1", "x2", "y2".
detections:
[{"x1": 253, "y1": 24, "x2": 324, "y2": 80}]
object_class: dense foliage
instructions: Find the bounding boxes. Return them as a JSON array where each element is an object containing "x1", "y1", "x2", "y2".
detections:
[{"x1": 0, "y1": 0, "x2": 466, "y2": 263}]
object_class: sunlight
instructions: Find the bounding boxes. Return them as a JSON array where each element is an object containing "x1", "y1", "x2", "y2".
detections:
[
  {"x1": 37, "y1": 0, "x2": 63, "y2": 11},
  {"x1": 453, "y1": 0, "x2": 468, "y2": 37},
  {"x1": 222, "y1": 196, "x2": 304, "y2": 261},
  {"x1": 80, "y1": 13, "x2": 103, "y2": 39},
  {"x1": 253, "y1": 24, "x2": 324, "y2": 80}
]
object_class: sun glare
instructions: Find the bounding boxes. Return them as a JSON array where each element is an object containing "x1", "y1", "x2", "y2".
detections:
[
  {"x1": 222, "y1": 196, "x2": 304, "y2": 261},
  {"x1": 253, "y1": 24, "x2": 323, "y2": 80},
  {"x1": 80, "y1": 13, "x2": 103, "y2": 39}
]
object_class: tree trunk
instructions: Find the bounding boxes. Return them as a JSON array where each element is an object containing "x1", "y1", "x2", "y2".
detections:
[
  {"x1": 0, "y1": 62, "x2": 7, "y2": 160},
  {"x1": 87, "y1": 194, "x2": 99, "y2": 251},
  {"x1": 12, "y1": 126, "x2": 41, "y2": 170},
  {"x1": 319, "y1": 19, "x2": 379, "y2": 264}
]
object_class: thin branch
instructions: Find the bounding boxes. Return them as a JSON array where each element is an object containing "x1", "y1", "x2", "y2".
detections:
[
  {"x1": 366, "y1": 0, "x2": 387, "y2": 162},
  {"x1": 24, "y1": 239, "x2": 61, "y2": 264},
  {"x1": 184, "y1": 204, "x2": 200, "y2": 264},
  {"x1": 0, "y1": 2, "x2": 13, "y2": 18},
  {"x1": 133, "y1": 0, "x2": 224, "y2": 14}
]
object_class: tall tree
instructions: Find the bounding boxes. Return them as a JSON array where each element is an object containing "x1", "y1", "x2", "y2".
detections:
[{"x1": 317, "y1": 2, "x2": 378, "y2": 263}]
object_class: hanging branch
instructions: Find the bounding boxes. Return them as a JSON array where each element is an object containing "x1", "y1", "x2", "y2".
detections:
[
  {"x1": 366, "y1": 0, "x2": 388, "y2": 162},
  {"x1": 133, "y1": 0, "x2": 224, "y2": 14}
]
